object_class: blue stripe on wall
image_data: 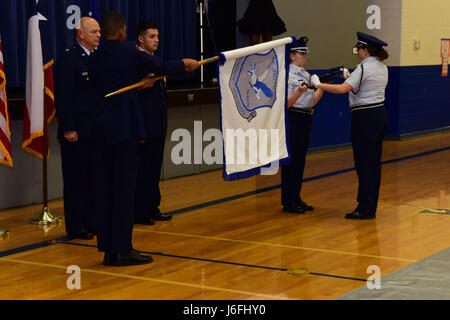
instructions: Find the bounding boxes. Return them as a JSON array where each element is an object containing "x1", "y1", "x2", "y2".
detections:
[
  {"x1": 305, "y1": 65, "x2": 450, "y2": 149},
  {"x1": 393, "y1": 65, "x2": 450, "y2": 135}
]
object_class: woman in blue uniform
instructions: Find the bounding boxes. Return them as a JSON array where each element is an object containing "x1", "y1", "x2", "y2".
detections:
[
  {"x1": 281, "y1": 36, "x2": 324, "y2": 214},
  {"x1": 310, "y1": 32, "x2": 389, "y2": 219}
]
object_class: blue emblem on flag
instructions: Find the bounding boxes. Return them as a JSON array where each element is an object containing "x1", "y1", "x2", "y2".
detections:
[{"x1": 228, "y1": 49, "x2": 279, "y2": 122}]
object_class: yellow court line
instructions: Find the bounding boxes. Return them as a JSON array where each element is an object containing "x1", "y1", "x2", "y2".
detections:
[
  {"x1": 134, "y1": 228, "x2": 416, "y2": 263},
  {"x1": 404, "y1": 203, "x2": 448, "y2": 214},
  {"x1": 0, "y1": 257, "x2": 293, "y2": 300}
]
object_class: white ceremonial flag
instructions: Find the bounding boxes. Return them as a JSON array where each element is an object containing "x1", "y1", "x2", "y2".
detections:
[{"x1": 217, "y1": 37, "x2": 294, "y2": 180}]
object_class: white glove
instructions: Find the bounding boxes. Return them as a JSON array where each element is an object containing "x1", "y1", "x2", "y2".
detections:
[
  {"x1": 310, "y1": 74, "x2": 321, "y2": 88},
  {"x1": 342, "y1": 68, "x2": 351, "y2": 79}
]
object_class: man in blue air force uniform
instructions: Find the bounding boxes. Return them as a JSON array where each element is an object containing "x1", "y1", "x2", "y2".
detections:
[
  {"x1": 54, "y1": 16, "x2": 101, "y2": 240},
  {"x1": 133, "y1": 21, "x2": 186, "y2": 226},
  {"x1": 89, "y1": 11, "x2": 199, "y2": 266}
]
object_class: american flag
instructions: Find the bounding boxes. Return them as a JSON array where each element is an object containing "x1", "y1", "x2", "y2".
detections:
[
  {"x1": 0, "y1": 33, "x2": 12, "y2": 167},
  {"x1": 22, "y1": 0, "x2": 55, "y2": 159}
]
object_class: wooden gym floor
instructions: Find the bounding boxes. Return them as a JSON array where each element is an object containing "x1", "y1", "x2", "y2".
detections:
[{"x1": 0, "y1": 132, "x2": 449, "y2": 300}]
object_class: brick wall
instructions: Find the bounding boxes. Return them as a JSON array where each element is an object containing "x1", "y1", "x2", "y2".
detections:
[{"x1": 401, "y1": 0, "x2": 450, "y2": 66}]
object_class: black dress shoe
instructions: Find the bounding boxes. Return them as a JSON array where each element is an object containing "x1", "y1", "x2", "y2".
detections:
[
  {"x1": 103, "y1": 249, "x2": 153, "y2": 266},
  {"x1": 67, "y1": 231, "x2": 94, "y2": 240},
  {"x1": 345, "y1": 210, "x2": 376, "y2": 220},
  {"x1": 298, "y1": 200, "x2": 314, "y2": 211},
  {"x1": 282, "y1": 203, "x2": 306, "y2": 214},
  {"x1": 134, "y1": 216, "x2": 155, "y2": 225},
  {"x1": 151, "y1": 209, "x2": 172, "y2": 221}
]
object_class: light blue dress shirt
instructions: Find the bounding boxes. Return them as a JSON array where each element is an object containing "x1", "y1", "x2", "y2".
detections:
[
  {"x1": 345, "y1": 56, "x2": 388, "y2": 109},
  {"x1": 288, "y1": 64, "x2": 315, "y2": 110}
]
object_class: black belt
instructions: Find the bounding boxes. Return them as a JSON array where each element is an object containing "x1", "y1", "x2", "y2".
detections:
[
  {"x1": 290, "y1": 108, "x2": 314, "y2": 115},
  {"x1": 350, "y1": 102, "x2": 384, "y2": 112}
]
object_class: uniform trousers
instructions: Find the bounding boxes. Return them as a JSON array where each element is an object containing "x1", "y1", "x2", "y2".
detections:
[
  {"x1": 351, "y1": 106, "x2": 388, "y2": 214},
  {"x1": 281, "y1": 110, "x2": 313, "y2": 205},
  {"x1": 93, "y1": 140, "x2": 140, "y2": 254},
  {"x1": 134, "y1": 137, "x2": 165, "y2": 219},
  {"x1": 60, "y1": 140, "x2": 95, "y2": 234}
]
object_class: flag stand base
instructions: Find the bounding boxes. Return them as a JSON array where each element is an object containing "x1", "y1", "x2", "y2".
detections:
[
  {"x1": 29, "y1": 206, "x2": 61, "y2": 225},
  {"x1": 0, "y1": 227, "x2": 9, "y2": 238}
]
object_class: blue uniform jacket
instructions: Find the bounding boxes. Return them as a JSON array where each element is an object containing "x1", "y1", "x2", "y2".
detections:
[
  {"x1": 137, "y1": 53, "x2": 185, "y2": 138},
  {"x1": 54, "y1": 44, "x2": 97, "y2": 142},
  {"x1": 89, "y1": 40, "x2": 185, "y2": 144}
]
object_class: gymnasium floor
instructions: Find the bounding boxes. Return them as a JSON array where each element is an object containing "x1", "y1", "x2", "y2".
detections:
[{"x1": 0, "y1": 132, "x2": 449, "y2": 300}]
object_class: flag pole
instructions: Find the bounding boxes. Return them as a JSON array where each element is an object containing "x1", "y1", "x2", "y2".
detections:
[
  {"x1": 105, "y1": 57, "x2": 219, "y2": 98},
  {"x1": 198, "y1": 56, "x2": 219, "y2": 65},
  {"x1": 199, "y1": 0, "x2": 204, "y2": 86},
  {"x1": 29, "y1": 74, "x2": 60, "y2": 225}
]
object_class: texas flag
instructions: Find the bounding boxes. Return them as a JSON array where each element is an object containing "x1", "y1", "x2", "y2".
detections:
[{"x1": 22, "y1": 0, "x2": 55, "y2": 159}]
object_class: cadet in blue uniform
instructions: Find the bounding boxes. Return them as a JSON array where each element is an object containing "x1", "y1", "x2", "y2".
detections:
[
  {"x1": 133, "y1": 21, "x2": 185, "y2": 225},
  {"x1": 54, "y1": 16, "x2": 101, "y2": 239},
  {"x1": 281, "y1": 36, "x2": 324, "y2": 214},
  {"x1": 89, "y1": 11, "x2": 199, "y2": 266},
  {"x1": 311, "y1": 32, "x2": 389, "y2": 219}
]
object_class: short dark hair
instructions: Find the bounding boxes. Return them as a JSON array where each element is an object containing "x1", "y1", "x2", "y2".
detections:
[
  {"x1": 136, "y1": 21, "x2": 158, "y2": 41},
  {"x1": 100, "y1": 11, "x2": 126, "y2": 38}
]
